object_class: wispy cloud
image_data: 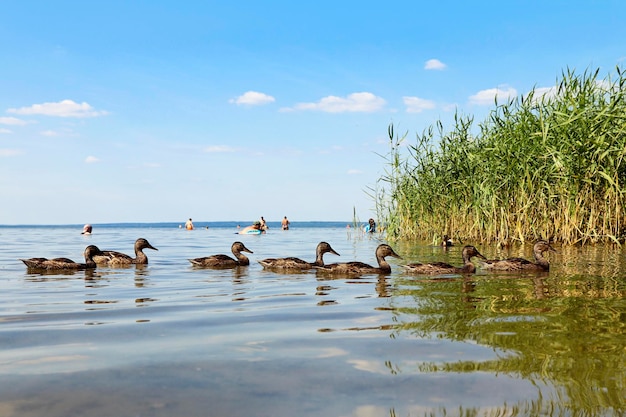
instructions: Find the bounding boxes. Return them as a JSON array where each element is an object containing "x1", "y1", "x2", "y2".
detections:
[
  {"x1": 40, "y1": 130, "x2": 61, "y2": 137},
  {"x1": 0, "y1": 116, "x2": 29, "y2": 126},
  {"x1": 424, "y1": 59, "x2": 447, "y2": 70},
  {"x1": 403, "y1": 96, "x2": 436, "y2": 113},
  {"x1": 469, "y1": 86, "x2": 518, "y2": 105},
  {"x1": 293, "y1": 92, "x2": 386, "y2": 113},
  {"x1": 8, "y1": 99, "x2": 108, "y2": 118},
  {"x1": 40, "y1": 128, "x2": 77, "y2": 137},
  {"x1": 347, "y1": 169, "x2": 363, "y2": 175},
  {"x1": 229, "y1": 91, "x2": 275, "y2": 106},
  {"x1": 0, "y1": 149, "x2": 22, "y2": 157},
  {"x1": 0, "y1": 128, "x2": 12, "y2": 134},
  {"x1": 203, "y1": 145, "x2": 237, "y2": 153},
  {"x1": 528, "y1": 86, "x2": 558, "y2": 102},
  {"x1": 85, "y1": 156, "x2": 99, "y2": 163}
]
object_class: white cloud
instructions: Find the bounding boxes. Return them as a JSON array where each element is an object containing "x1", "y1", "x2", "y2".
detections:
[
  {"x1": 204, "y1": 145, "x2": 237, "y2": 153},
  {"x1": 528, "y1": 86, "x2": 558, "y2": 102},
  {"x1": 424, "y1": 59, "x2": 447, "y2": 70},
  {"x1": 527, "y1": 80, "x2": 609, "y2": 104},
  {"x1": 0, "y1": 116, "x2": 29, "y2": 126},
  {"x1": 294, "y1": 92, "x2": 386, "y2": 113},
  {"x1": 229, "y1": 91, "x2": 275, "y2": 106},
  {"x1": 347, "y1": 169, "x2": 363, "y2": 175},
  {"x1": 0, "y1": 128, "x2": 12, "y2": 134},
  {"x1": 0, "y1": 149, "x2": 22, "y2": 157},
  {"x1": 469, "y1": 86, "x2": 518, "y2": 105},
  {"x1": 403, "y1": 96, "x2": 436, "y2": 113},
  {"x1": 85, "y1": 156, "x2": 99, "y2": 163},
  {"x1": 40, "y1": 130, "x2": 60, "y2": 137},
  {"x1": 8, "y1": 99, "x2": 108, "y2": 118}
]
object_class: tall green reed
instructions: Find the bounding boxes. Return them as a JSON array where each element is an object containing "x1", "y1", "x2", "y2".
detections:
[{"x1": 376, "y1": 66, "x2": 626, "y2": 244}]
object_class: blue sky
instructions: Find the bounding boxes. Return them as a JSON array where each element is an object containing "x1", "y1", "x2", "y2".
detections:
[{"x1": 1, "y1": 1, "x2": 625, "y2": 225}]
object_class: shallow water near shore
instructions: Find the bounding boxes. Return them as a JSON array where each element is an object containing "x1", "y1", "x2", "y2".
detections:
[{"x1": 0, "y1": 223, "x2": 624, "y2": 417}]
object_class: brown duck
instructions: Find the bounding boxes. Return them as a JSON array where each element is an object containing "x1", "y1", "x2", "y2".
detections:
[
  {"x1": 21, "y1": 245, "x2": 103, "y2": 270},
  {"x1": 315, "y1": 244, "x2": 402, "y2": 276},
  {"x1": 479, "y1": 240, "x2": 557, "y2": 271},
  {"x1": 259, "y1": 241, "x2": 340, "y2": 270},
  {"x1": 189, "y1": 241, "x2": 253, "y2": 268},
  {"x1": 403, "y1": 245, "x2": 486, "y2": 275},
  {"x1": 93, "y1": 238, "x2": 158, "y2": 266}
]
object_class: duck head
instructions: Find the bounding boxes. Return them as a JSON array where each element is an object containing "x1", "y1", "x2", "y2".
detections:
[
  {"x1": 317, "y1": 241, "x2": 340, "y2": 256},
  {"x1": 136, "y1": 238, "x2": 158, "y2": 252},
  {"x1": 232, "y1": 241, "x2": 253, "y2": 254},
  {"x1": 376, "y1": 244, "x2": 402, "y2": 260},
  {"x1": 462, "y1": 245, "x2": 487, "y2": 261},
  {"x1": 535, "y1": 240, "x2": 557, "y2": 254}
]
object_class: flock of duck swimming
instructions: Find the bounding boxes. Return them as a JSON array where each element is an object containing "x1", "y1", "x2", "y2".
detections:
[{"x1": 20, "y1": 237, "x2": 557, "y2": 276}]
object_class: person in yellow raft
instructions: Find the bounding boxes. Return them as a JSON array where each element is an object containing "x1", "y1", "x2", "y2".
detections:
[{"x1": 185, "y1": 218, "x2": 194, "y2": 230}]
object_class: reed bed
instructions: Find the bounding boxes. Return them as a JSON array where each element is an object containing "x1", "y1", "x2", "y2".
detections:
[{"x1": 376, "y1": 67, "x2": 626, "y2": 245}]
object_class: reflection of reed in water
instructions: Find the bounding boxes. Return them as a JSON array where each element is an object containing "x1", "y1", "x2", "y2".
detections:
[{"x1": 392, "y1": 258, "x2": 626, "y2": 415}]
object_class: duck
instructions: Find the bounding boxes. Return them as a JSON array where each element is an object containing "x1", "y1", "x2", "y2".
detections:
[
  {"x1": 403, "y1": 245, "x2": 486, "y2": 275},
  {"x1": 315, "y1": 244, "x2": 402, "y2": 276},
  {"x1": 21, "y1": 245, "x2": 103, "y2": 270},
  {"x1": 258, "y1": 241, "x2": 340, "y2": 270},
  {"x1": 479, "y1": 240, "x2": 557, "y2": 271},
  {"x1": 188, "y1": 241, "x2": 253, "y2": 268},
  {"x1": 442, "y1": 235, "x2": 454, "y2": 247},
  {"x1": 93, "y1": 238, "x2": 158, "y2": 266}
]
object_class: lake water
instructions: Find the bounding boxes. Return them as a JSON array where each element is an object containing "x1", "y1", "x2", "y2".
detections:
[{"x1": 0, "y1": 222, "x2": 624, "y2": 417}]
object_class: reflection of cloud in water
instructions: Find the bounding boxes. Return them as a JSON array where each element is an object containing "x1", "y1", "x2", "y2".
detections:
[
  {"x1": 353, "y1": 315, "x2": 384, "y2": 325},
  {"x1": 347, "y1": 359, "x2": 389, "y2": 375},
  {"x1": 0, "y1": 345, "x2": 94, "y2": 375},
  {"x1": 343, "y1": 405, "x2": 387, "y2": 417},
  {"x1": 236, "y1": 340, "x2": 268, "y2": 355},
  {"x1": 15, "y1": 355, "x2": 89, "y2": 367},
  {"x1": 237, "y1": 344, "x2": 348, "y2": 360},
  {"x1": 315, "y1": 347, "x2": 347, "y2": 358},
  {"x1": 236, "y1": 341, "x2": 349, "y2": 362}
]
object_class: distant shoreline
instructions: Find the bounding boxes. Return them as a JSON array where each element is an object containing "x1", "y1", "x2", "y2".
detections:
[{"x1": 0, "y1": 221, "x2": 351, "y2": 229}]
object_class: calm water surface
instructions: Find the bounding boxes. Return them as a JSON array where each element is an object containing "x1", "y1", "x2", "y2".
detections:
[{"x1": 0, "y1": 223, "x2": 624, "y2": 417}]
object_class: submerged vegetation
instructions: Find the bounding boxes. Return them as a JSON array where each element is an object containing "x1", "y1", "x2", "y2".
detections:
[{"x1": 375, "y1": 66, "x2": 626, "y2": 245}]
